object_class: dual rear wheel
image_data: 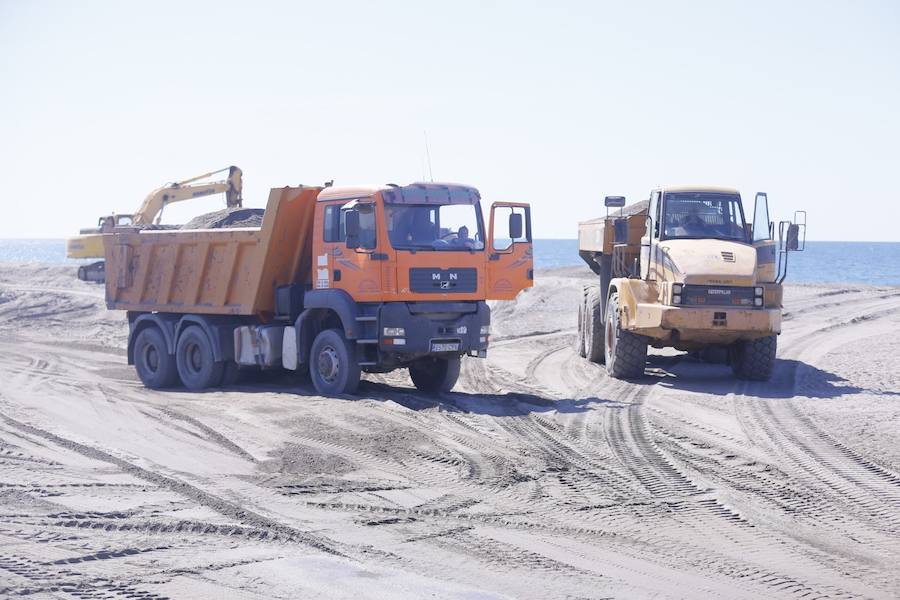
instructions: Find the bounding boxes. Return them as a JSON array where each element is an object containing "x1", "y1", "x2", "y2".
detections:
[{"x1": 133, "y1": 325, "x2": 226, "y2": 391}]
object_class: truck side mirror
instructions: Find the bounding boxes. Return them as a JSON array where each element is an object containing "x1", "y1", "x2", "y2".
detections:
[
  {"x1": 345, "y1": 210, "x2": 360, "y2": 249},
  {"x1": 509, "y1": 213, "x2": 523, "y2": 240},
  {"x1": 786, "y1": 223, "x2": 800, "y2": 251}
]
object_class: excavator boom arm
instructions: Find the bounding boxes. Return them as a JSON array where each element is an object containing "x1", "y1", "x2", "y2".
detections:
[{"x1": 132, "y1": 165, "x2": 243, "y2": 225}]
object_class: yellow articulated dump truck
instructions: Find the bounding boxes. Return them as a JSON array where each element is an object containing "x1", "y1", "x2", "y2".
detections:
[
  {"x1": 104, "y1": 182, "x2": 533, "y2": 395},
  {"x1": 577, "y1": 186, "x2": 806, "y2": 381}
]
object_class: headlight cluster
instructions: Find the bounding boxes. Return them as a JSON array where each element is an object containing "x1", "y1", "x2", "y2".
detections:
[
  {"x1": 754, "y1": 286, "x2": 764, "y2": 307},
  {"x1": 671, "y1": 283, "x2": 683, "y2": 305},
  {"x1": 480, "y1": 325, "x2": 490, "y2": 335}
]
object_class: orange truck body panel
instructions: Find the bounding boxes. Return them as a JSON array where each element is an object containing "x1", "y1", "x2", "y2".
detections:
[{"x1": 104, "y1": 186, "x2": 321, "y2": 316}]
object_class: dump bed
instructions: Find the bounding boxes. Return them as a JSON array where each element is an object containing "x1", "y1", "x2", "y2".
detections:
[
  {"x1": 578, "y1": 199, "x2": 649, "y2": 255},
  {"x1": 104, "y1": 186, "x2": 321, "y2": 316}
]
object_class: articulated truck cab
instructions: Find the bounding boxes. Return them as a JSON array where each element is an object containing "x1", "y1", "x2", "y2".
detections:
[{"x1": 105, "y1": 182, "x2": 533, "y2": 395}]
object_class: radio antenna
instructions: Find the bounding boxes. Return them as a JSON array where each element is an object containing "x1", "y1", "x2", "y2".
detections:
[{"x1": 423, "y1": 130, "x2": 434, "y2": 182}]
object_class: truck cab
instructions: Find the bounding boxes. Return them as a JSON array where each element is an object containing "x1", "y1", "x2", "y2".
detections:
[{"x1": 305, "y1": 183, "x2": 533, "y2": 393}]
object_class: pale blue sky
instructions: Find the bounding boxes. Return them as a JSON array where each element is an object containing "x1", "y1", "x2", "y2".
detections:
[{"x1": 1, "y1": 0, "x2": 897, "y2": 240}]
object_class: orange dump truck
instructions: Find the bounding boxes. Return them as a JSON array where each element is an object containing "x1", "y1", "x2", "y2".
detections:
[{"x1": 104, "y1": 182, "x2": 533, "y2": 395}]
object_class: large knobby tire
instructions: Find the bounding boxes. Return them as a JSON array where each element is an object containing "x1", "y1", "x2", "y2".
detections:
[
  {"x1": 310, "y1": 328, "x2": 360, "y2": 395},
  {"x1": 176, "y1": 325, "x2": 224, "y2": 391},
  {"x1": 731, "y1": 335, "x2": 777, "y2": 381},
  {"x1": 604, "y1": 292, "x2": 648, "y2": 379},
  {"x1": 575, "y1": 288, "x2": 588, "y2": 358},
  {"x1": 134, "y1": 326, "x2": 178, "y2": 389},
  {"x1": 409, "y1": 356, "x2": 462, "y2": 393},
  {"x1": 585, "y1": 286, "x2": 605, "y2": 363}
]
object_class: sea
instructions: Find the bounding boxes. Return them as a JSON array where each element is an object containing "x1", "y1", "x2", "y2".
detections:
[{"x1": 1, "y1": 239, "x2": 899, "y2": 287}]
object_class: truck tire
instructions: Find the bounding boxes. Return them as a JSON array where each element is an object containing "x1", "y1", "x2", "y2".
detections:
[
  {"x1": 731, "y1": 335, "x2": 777, "y2": 381},
  {"x1": 409, "y1": 356, "x2": 462, "y2": 393},
  {"x1": 576, "y1": 289, "x2": 587, "y2": 358},
  {"x1": 176, "y1": 325, "x2": 225, "y2": 391},
  {"x1": 604, "y1": 291, "x2": 647, "y2": 379},
  {"x1": 310, "y1": 328, "x2": 360, "y2": 395},
  {"x1": 585, "y1": 287, "x2": 605, "y2": 363},
  {"x1": 134, "y1": 326, "x2": 178, "y2": 389}
]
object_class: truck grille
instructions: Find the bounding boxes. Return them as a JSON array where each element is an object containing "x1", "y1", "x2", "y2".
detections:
[
  {"x1": 410, "y1": 268, "x2": 477, "y2": 293},
  {"x1": 681, "y1": 285, "x2": 758, "y2": 308}
]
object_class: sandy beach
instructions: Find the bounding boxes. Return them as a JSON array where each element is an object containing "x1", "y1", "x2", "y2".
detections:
[{"x1": 1, "y1": 263, "x2": 898, "y2": 599}]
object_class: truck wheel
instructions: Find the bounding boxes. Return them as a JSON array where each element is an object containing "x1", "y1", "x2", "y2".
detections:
[
  {"x1": 731, "y1": 335, "x2": 777, "y2": 381},
  {"x1": 409, "y1": 356, "x2": 461, "y2": 393},
  {"x1": 604, "y1": 291, "x2": 647, "y2": 379},
  {"x1": 176, "y1": 325, "x2": 224, "y2": 391},
  {"x1": 310, "y1": 329, "x2": 360, "y2": 395},
  {"x1": 134, "y1": 327, "x2": 178, "y2": 389},
  {"x1": 585, "y1": 287, "x2": 605, "y2": 363},
  {"x1": 576, "y1": 290, "x2": 587, "y2": 357}
]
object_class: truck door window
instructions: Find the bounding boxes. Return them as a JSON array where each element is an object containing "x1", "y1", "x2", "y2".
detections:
[
  {"x1": 323, "y1": 204, "x2": 344, "y2": 242},
  {"x1": 330, "y1": 201, "x2": 376, "y2": 249},
  {"x1": 356, "y1": 204, "x2": 376, "y2": 249},
  {"x1": 492, "y1": 205, "x2": 529, "y2": 252},
  {"x1": 651, "y1": 192, "x2": 661, "y2": 238}
]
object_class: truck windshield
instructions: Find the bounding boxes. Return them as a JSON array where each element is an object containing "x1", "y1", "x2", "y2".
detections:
[
  {"x1": 385, "y1": 203, "x2": 485, "y2": 251},
  {"x1": 662, "y1": 193, "x2": 748, "y2": 242}
]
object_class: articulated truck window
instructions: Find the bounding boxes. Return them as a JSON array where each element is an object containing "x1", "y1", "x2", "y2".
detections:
[
  {"x1": 663, "y1": 193, "x2": 747, "y2": 242},
  {"x1": 386, "y1": 203, "x2": 484, "y2": 251}
]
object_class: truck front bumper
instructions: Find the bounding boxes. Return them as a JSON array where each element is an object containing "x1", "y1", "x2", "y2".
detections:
[
  {"x1": 378, "y1": 301, "x2": 491, "y2": 357},
  {"x1": 630, "y1": 304, "x2": 781, "y2": 344}
]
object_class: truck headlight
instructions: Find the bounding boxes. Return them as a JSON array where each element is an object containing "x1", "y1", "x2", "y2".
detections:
[
  {"x1": 673, "y1": 295, "x2": 682, "y2": 305},
  {"x1": 480, "y1": 325, "x2": 490, "y2": 335},
  {"x1": 754, "y1": 287, "x2": 764, "y2": 297},
  {"x1": 754, "y1": 298, "x2": 763, "y2": 307},
  {"x1": 383, "y1": 327, "x2": 405, "y2": 337},
  {"x1": 672, "y1": 283, "x2": 683, "y2": 295}
]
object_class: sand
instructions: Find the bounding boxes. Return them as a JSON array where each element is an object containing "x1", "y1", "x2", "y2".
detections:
[{"x1": 0, "y1": 262, "x2": 898, "y2": 599}]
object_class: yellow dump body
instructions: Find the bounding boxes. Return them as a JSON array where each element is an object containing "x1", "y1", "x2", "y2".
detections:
[{"x1": 103, "y1": 186, "x2": 321, "y2": 317}]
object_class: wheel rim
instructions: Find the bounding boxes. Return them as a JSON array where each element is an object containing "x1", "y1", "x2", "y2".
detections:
[
  {"x1": 142, "y1": 344, "x2": 159, "y2": 373},
  {"x1": 317, "y1": 345, "x2": 340, "y2": 383},
  {"x1": 605, "y1": 313, "x2": 614, "y2": 361},
  {"x1": 186, "y1": 342, "x2": 203, "y2": 374}
]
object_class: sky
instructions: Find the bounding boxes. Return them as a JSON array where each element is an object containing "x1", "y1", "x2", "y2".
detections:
[{"x1": 1, "y1": 0, "x2": 898, "y2": 241}]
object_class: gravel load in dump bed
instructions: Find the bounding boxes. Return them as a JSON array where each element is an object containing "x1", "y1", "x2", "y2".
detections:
[{"x1": 182, "y1": 207, "x2": 265, "y2": 230}]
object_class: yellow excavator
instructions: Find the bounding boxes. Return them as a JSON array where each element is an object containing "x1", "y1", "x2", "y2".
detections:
[{"x1": 67, "y1": 166, "x2": 243, "y2": 282}]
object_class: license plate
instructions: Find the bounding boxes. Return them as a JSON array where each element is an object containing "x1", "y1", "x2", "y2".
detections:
[{"x1": 431, "y1": 342, "x2": 460, "y2": 352}]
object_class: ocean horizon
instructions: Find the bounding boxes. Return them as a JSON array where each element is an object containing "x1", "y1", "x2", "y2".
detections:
[{"x1": 1, "y1": 238, "x2": 899, "y2": 287}]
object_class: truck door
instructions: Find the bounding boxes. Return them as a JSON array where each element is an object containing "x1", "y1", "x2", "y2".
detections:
[
  {"x1": 641, "y1": 191, "x2": 661, "y2": 280},
  {"x1": 487, "y1": 202, "x2": 533, "y2": 300},
  {"x1": 321, "y1": 200, "x2": 383, "y2": 302},
  {"x1": 751, "y1": 192, "x2": 776, "y2": 282}
]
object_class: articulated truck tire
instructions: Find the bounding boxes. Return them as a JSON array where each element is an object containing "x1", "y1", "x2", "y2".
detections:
[
  {"x1": 176, "y1": 326, "x2": 225, "y2": 391},
  {"x1": 310, "y1": 329, "x2": 361, "y2": 395},
  {"x1": 585, "y1": 287, "x2": 605, "y2": 363},
  {"x1": 604, "y1": 292, "x2": 647, "y2": 379},
  {"x1": 134, "y1": 327, "x2": 178, "y2": 389},
  {"x1": 409, "y1": 356, "x2": 461, "y2": 393},
  {"x1": 731, "y1": 335, "x2": 777, "y2": 381},
  {"x1": 576, "y1": 289, "x2": 587, "y2": 358}
]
